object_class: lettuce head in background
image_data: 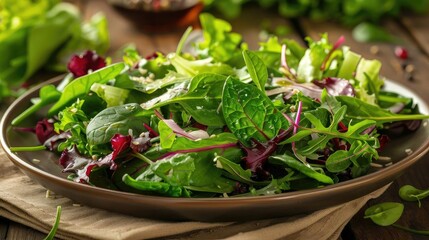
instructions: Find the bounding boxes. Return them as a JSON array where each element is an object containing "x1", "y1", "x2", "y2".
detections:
[{"x1": 0, "y1": 0, "x2": 109, "y2": 100}]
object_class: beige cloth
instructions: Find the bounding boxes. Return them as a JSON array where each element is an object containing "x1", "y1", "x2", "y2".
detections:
[{"x1": 0, "y1": 151, "x2": 389, "y2": 240}]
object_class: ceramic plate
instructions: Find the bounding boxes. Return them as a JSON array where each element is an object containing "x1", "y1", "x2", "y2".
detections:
[{"x1": 1, "y1": 76, "x2": 429, "y2": 222}]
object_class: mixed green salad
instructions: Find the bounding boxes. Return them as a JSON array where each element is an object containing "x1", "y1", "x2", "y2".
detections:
[
  {"x1": 0, "y1": 0, "x2": 109, "y2": 101},
  {"x1": 11, "y1": 13, "x2": 429, "y2": 197}
]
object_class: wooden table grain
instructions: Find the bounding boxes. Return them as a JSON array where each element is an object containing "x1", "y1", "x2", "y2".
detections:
[{"x1": 1, "y1": 1, "x2": 429, "y2": 239}]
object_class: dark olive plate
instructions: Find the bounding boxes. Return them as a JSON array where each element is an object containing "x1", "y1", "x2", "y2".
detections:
[{"x1": 1, "y1": 76, "x2": 429, "y2": 222}]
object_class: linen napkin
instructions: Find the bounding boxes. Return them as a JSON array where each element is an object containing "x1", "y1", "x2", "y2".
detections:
[{"x1": 0, "y1": 150, "x2": 388, "y2": 240}]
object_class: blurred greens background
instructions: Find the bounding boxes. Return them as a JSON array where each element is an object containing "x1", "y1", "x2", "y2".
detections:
[
  {"x1": 0, "y1": 0, "x2": 109, "y2": 99},
  {"x1": 203, "y1": 0, "x2": 429, "y2": 24}
]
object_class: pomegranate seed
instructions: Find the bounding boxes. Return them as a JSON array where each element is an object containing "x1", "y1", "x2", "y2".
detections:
[{"x1": 394, "y1": 46, "x2": 408, "y2": 60}]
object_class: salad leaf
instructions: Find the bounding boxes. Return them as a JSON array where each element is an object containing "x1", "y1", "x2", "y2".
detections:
[
  {"x1": 49, "y1": 62, "x2": 126, "y2": 115},
  {"x1": 296, "y1": 34, "x2": 332, "y2": 82},
  {"x1": 127, "y1": 152, "x2": 236, "y2": 196},
  {"x1": 270, "y1": 155, "x2": 334, "y2": 185},
  {"x1": 364, "y1": 202, "x2": 404, "y2": 226},
  {"x1": 197, "y1": 13, "x2": 244, "y2": 64},
  {"x1": 242, "y1": 50, "x2": 268, "y2": 91},
  {"x1": 86, "y1": 103, "x2": 150, "y2": 146},
  {"x1": 222, "y1": 77, "x2": 285, "y2": 147},
  {"x1": 145, "y1": 73, "x2": 227, "y2": 126},
  {"x1": 337, "y1": 96, "x2": 429, "y2": 122}
]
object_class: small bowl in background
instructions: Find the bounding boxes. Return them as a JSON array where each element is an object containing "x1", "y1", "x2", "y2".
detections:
[{"x1": 108, "y1": 0, "x2": 204, "y2": 32}]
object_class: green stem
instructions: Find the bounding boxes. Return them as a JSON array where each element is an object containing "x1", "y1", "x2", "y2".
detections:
[
  {"x1": 132, "y1": 152, "x2": 154, "y2": 165},
  {"x1": 10, "y1": 145, "x2": 46, "y2": 152},
  {"x1": 393, "y1": 224, "x2": 429, "y2": 235},
  {"x1": 43, "y1": 206, "x2": 62, "y2": 240},
  {"x1": 176, "y1": 26, "x2": 193, "y2": 55},
  {"x1": 150, "y1": 136, "x2": 160, "y2": 143},
  {"x1": 378, "y1": 95, "x2": 410, "y2": 103},
  {"x1": 12, "y1": 100, "x2": 45, "y2": 126}
]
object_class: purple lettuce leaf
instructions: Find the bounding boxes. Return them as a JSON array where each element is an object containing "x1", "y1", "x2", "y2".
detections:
[{"x1": 312, "y1": 77, "x2": 355, "y2": 97}]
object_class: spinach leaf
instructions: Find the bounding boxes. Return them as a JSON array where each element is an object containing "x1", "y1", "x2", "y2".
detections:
[
  {"x1": 364, "y1": 202, "x2": 404, "y2": 226},
  {"x1": 242, "y1": 50, "x2": 268, "y2": 91},
  {"x1": 123, "y1": 174, "x2": 187, "y2": 197},
  {"x1": 270, "y1": 155, "x2": 334, "y2": 185},
  {"x1": 326, "y1": 140, "x2": 377, "y2": 173},
  {"x1": 144, "y1": 73, "x2": 227, "y2": 126},
  {"x1": 399, "y1": 185, "x2": 429, "y2": 203},
  {"x1": 86, "y1": 103, "x2": 150, "y2": 146},
  {"x1": 222, "y1": 77, "x2": 285, "y2": 147},
  {"x1": 128, "y1": 152, "x2": 236, "y2": 195},
  {"x1": 325, "y1": 150, "x2": 351, "y2": 173},
  {"x1": 49, "y1": 62, "x2": 126, "y2": 115}
]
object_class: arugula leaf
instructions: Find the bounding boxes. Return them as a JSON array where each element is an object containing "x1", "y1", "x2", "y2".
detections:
[
  {"x1": 49, "y1": 62, "x2": 126, "y2": 115},
  {"x1": 336, "y1": 96, "x2": 429, "y2": 122},
  {"x1": 222, "y1": 77, "x2": 285, "y2": 147}
]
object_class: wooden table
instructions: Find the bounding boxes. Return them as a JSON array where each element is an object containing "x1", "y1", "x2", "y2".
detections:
[{"x1": 1, "y1": 1, "x2": 429, "y2": 239}]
